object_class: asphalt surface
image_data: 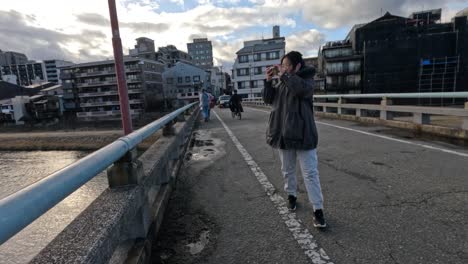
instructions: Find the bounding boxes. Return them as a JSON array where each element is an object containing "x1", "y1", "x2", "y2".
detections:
[{"x1": 152, "y1": 106, "x2": 468, "y2": 264}]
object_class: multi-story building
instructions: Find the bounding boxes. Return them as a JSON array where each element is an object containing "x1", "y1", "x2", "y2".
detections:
[
  {"x1": 44, "y1": 60, "x2": 74, "y2": 84},
  {"x1": 318, "y1": 39, "x2": 362, "y2": 94},
  {"x1": 231, "y1": 26, "x2": 285, "y2": 98},
  {"x1": 59, "y1": 57, "x2": 164, "y2": 121},
  {"x1": 129, "y1": 37, "x2": 157, "y2": 61},
  {"x1": 318, "y1": 8, "x2": 468, "y2": 99},
  {"x1": 0, "y1": 50, "x2": 28, "y2": 66},
  {"x1": 156, "y1": 45, "x2": 193, "y2": 68},
  {"x1": 207, "y1": 66, "x2": 229, "y2": 97},
  {"x1": 1, "y1": 62, "x2": 47, "y2": 86},
  {"x1": 162, "y1": 62, "x2": 209, "y2": 103},
  {"x1": 187, "y1": 38, "x2": 214, "y2": 70}
]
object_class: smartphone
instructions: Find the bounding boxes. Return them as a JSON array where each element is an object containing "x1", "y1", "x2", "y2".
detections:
[{"x1": 270, "y1": 66, "x2": 279, "y2": 76}]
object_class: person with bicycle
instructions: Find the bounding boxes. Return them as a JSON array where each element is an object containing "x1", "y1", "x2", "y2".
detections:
[{"x1": 229, "y1": 90, "x2": 243, "y2": 117}]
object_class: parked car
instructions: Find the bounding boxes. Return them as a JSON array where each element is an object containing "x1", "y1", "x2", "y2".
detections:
[{"x1": 217, "y1": 95, "x2": 231, "y2": 108}]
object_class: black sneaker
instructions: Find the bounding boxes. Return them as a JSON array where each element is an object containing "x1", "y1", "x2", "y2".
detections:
[
  {"x1": 313, "y1": 209, "x2": 327, "y2": 228},
  {"x1": 287, "y1": 195, "x2": 297, "y2": 211}
]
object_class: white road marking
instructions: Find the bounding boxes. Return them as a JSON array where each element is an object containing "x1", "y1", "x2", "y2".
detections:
[
  {"x1": 214, "y1": 111, "x2": 333, "y2": 264},
  {"x1": 246, "y1": 107, "x2": 468, "y2": 158}
]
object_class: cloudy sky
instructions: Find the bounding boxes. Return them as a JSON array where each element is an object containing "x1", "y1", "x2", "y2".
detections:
[{"x1": 0, "y1": 0, "x2": 466, "y2": 70}]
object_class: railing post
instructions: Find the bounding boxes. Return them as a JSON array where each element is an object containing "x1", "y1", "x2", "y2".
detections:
[
  {"x1": 355, "y1": 108, "x2": 362, "y2": 117},
  {"x1": 163, "y1": 120, "x2": 176, "y2": 136},
  {"x1": 380, "y1": 97, "x2": 393, "y2": 120},
  {"x1": 413, "y1": 113, "x2": 431, "y2": 125},
  {"x1": 107, "y1": 148, "x2": 143, "y2": 188},
  {"x1": 337, "y1": 97, "x2": 343, "y2": 115},
  {"x1": 462, "y1": 101, "x2": 468, "y2": 130}
]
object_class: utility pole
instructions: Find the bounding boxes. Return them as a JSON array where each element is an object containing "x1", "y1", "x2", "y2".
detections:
[
  {"x1": 249, "y1": 47, "x2": 253, "y2": 98},
  {"x1": 108, "y1": 0, "x2": 132, "y2": 135}
]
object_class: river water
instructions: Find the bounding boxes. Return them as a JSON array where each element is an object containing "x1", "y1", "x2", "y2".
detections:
[{"x1": 0, "y1": 151, "x2": 108, "y2": 264}]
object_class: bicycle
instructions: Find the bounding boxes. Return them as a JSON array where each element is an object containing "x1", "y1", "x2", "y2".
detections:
[{"x1": 231, "y1": 107, "x2": 242, "y2": 120}]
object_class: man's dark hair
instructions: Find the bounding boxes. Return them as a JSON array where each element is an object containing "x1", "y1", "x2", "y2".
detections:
[
  {"x1": 281, "y1": 51, "x2": 305, "y2": 70},
  {"x1": 234, "y1": 90, "x2": 237, "y2": 94}
]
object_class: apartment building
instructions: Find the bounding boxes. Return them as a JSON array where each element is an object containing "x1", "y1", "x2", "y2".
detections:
[
  {"x1": 1, "y1": 62, "x2": 47, "y2": 86},
  {"x1": 0, "y1": 50, "x2": 28, "y2": 66},
  {"x1": 187, "y1": 38, "x2": 214, "y2": 70},
  {"x1": 231, "y1": 26, "x2": 285, "y2": 98},
  {"x1": 44, "y1": 60, "x2": 74, "y2": 84},
  {"x1": 317, "y1": 8, "x2": 468, "y2": 98},
  {"x1": 60, "y1": 57, "x2": 164, "y2": 121}
]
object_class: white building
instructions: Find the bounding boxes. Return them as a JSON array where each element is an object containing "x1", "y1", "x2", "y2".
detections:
[
  {"x1": 1, "y1": 74, "x2": 17, "y2": 85},
  {"x1": 231, "y1": 26, "x2": 285, "y2": 98},
  {"x1": 207, "y1": 66, "x2": 228, "y2": 97},
  {"x1": 44, "y1": 60, "x2": 74, "y2": 84},
  {"x1": 11, "y1": 96, "x2": 30, "y2": 124}
]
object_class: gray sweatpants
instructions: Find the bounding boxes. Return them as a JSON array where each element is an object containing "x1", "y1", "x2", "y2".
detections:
[{"x1": 278, "y1": 148, "x2": 324, "y2": 211}]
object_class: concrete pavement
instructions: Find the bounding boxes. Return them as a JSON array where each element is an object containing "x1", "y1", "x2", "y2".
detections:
[{"x1": 152, "y1": 106, "x2": 468, "y2": 264}]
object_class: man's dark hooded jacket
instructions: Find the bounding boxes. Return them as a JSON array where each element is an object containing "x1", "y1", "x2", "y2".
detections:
[{"x1": 262, "y1": 67, "x2": 318, "y2": 150}]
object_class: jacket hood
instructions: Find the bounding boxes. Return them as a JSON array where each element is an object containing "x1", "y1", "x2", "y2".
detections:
[{"x1": 297, "y1": 66, "x2": 315, "y2": 79}]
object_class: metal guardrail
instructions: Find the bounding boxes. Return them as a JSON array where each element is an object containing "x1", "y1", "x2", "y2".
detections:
[{"x1": 0, "y1": 102, "x2": 198, "y2": 245}]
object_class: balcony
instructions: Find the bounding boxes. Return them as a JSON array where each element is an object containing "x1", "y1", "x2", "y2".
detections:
[
  {"x1": 60, "y1": 72, "x2": 73, "y2": 80},
  {"x1": 76, "y1": 80, "x2": 117, "y2": 88},
  {"x1": 80, "y1": 99, "x2": 143, "y2": 108},
  {"x1": 62, "y1": 93, "x2": 76, "y2": 100},
  {"x1": 79, "y1": 89, "x2": 143, "y2": 98},
  {"x1": 61, "y1": 82, "x2": 74, "y2": 89},
  {"x1": 80, "y1": 101, "x2": 120, "y2": 108},
  {"x1": 76, "y1": 109, "x2": 143, "y2": 117}
]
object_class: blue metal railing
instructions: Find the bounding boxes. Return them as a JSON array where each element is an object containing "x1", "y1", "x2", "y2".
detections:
[{"x1": 0, "y1": 102, "x2": 197, "y2": 245}]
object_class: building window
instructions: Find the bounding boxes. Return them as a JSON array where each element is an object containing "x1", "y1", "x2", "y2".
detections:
[
  {"x1": 345, "y1": 75, "x2": 361, "y2": 87},
  {"x1": 238, "y1": 55, "x2": 249, "y2": 63},
  {"x1": 254, "y1": 53, "x2": 262, "y2": 61},
  {"x1": 193, "y1": 75, "x2": 200, "y2": 82},
  {"x1": 323, "y1": 48, "x2": 352, "y2": 58},
  {"x1": 185, "y1": 76, "x2": 191, "y2": 82},
  {"x1": 237, "y1": 68, "x2": 250, "y2": 76},
  {"x1": 254, "y1": 67, "x2": 263, "y2": 75},
  {"x1": 266, "y1": 51, "x2": 279, "y2": 60},
  {"x1": 178, "y1": 77, "x2": 183, "y2": 83},
  {"x1": 250, "y1": 80, "x2": 258, "y2": 88}
]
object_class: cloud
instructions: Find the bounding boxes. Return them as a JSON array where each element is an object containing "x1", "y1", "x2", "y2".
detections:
[
  {"x1": 0, "y1": 10, "x2": 108, "y2": 62},
  {"x1": 286, "y1": 29, "x2": 326, "y2": 57},
  {"x1": 76, "y1": 13, "x2": 110, "y2": 27},
  {"x1": 211, "y1": 38, "x2": 243, "y2": 69},
  {"x1": 1, "y1": 0, "x2": 464, "y2": 71},
  {"x1": 259, "y1": 0, "x2": 465, "y2": 29},
  {"x1": 121, "y1": 21, "x2": 170, "y2": 33}
]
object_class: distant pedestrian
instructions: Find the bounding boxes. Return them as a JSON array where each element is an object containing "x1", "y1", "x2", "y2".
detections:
[
  {"x1": 262, "y1": 51, "x2": 326, "y2": 228},
  {"x1": 199, "y1": 89, "x2": 210, "y2": 122}
]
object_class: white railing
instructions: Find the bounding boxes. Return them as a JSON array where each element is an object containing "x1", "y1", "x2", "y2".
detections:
[{"x1": 243, "y1": 92, "x2": 468, "y2": 130}]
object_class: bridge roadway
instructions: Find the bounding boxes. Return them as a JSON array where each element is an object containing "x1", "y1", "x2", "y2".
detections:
[{"x1": 153, "y1": 106, "x2": 468, "y2": 264}]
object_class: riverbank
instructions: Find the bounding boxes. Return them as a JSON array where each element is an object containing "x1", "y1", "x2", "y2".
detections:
[{"x1": 0, "y1": 130, "x2": 161, "y2": 151}]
